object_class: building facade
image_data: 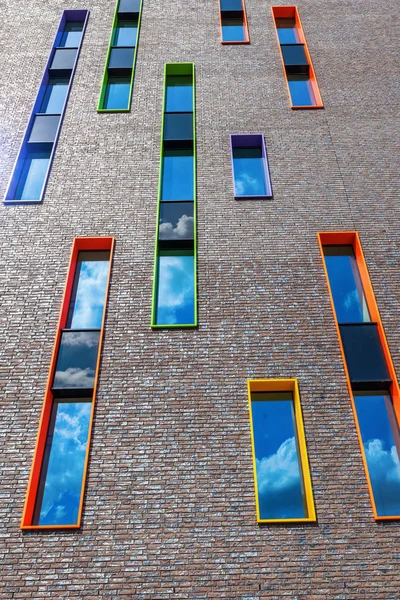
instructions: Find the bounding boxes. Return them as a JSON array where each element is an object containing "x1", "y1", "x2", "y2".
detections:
[{"x1": 1, "y1": 0, "x2": 399, "y2": 597}]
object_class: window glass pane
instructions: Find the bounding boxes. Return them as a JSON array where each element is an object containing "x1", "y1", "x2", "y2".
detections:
[
  {"x1": 59, "y1": 21, "x2": 83, "y2": 48},
  {"x1": 275, "y1": 17, "x2": 300, "y2": 44},
  {"x1": 113, "y1": 21, "x2": 137, "y2": 46},
  {"x1": 251, "y1": 393, "x2": 307, "y2": 520},
  {"x1": 33, "y1": 399, "x2": 91, "y2": 525},
  {"x1": 287, "y1": 75, "x2": 315, "y2": 106},
  {"x1": 165, "y1": 76, "x2": 193, "y2": 112},
  {"x1": 221, "y1": 17, "x2": 245, "y2": 42},
  {"x1": 104, "y1": 76, "x2": 131, "y2": 109},
  {"x1": 40, "y1": 78, "x2": 69, "y2": 114},
  {"x1": 67, "y1": 251, "x2": 110, "y2": 329},
  {"x1": 354, "y1": 392, "x2": 400, "y2": 516},
  {"x1": 156, "y1": 252, "x2": 195, "y2": 325},
  {"x1": 15, "y1": 151, "x2": 50, "y2": 201},
  {"x1": 323, "y1": 246, "x2": 370, "y2": 323},
  {"x1": 53, "y1": 331, "x2": 100, "y2": 390},
  {"x1": 232, "y1": 147, "x2": 266, "y2": 197},
  {"x1": 161, "y1": 149, "x2": 194, "y2": 201},
  {"x1": 159, "y1": 202, "x2": 194, "y2": 241}
]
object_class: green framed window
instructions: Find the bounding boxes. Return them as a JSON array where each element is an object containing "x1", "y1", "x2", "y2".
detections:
[
  {"x1": 151, "y1": 63, "x2": 197, "y2": 328},
  {"x1": 97, "y1": 0, "x2": 143, "y2": 112}
]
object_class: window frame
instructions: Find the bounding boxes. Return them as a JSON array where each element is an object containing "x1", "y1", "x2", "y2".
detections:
[
  {"x1": 318, "y1": 231, "x2": 400, "y2": 520},
  {"x1": 230, "y1": 134, "x2": 272, "y2": 199},
  {"x1": 219, "y1": 0, "x2": 250, "y2": 45},
  {"x1": 271, "y1": 6, "x2": 323, "y2": 110},
  {"x1": 247, "y1": 378, "x2": 316, "y2": 524},
  {"x1": 21, "y1": 237, "x2": 114, "y2": 530}
]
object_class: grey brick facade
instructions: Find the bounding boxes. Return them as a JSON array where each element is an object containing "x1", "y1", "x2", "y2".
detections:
[{"x1": 0, "y1": 0, "x2": 399, "y2": 597}]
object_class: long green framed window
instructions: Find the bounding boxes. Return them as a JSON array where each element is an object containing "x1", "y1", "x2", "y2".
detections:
[
  {"x1": 151, "y1": 63, "x2": 197, "y2": 328},
  {"x1": 97, "y1": 0, "x2": 143, "y2": 112}
]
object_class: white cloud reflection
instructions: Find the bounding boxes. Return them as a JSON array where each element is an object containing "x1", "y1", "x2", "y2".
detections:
[
  {"x1": 256, "y1": 437, "x2": 301, "y2": 495},
  {"x1": 70, "y1": 261, "x2": 109, "y2": 329},
  {"x1": 54, "y1": 367, "x2": 95, "y2": 388},
  {"x1": 159, "y1": 214, "x2": 194, "y2": 240}
]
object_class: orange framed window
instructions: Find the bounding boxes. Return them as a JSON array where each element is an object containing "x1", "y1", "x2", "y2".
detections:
[
  {"x1": 219, "y1": 0, "x2": 249, "y2": 44},
  {"x1": 21, "y1": 237, "x2": 114, "y2": 530},
  {"x1": 271, "y1": 6, "x2": 323, "y2": 109},
  {"x1": 247, "y1": 379, "x2": 316, "y2": 524},
  {"x1": 318, "y1": 232, "x2": 400, "y2": 520}
]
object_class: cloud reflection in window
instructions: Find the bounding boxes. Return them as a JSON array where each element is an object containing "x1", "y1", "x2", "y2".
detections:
[{"x1": 156, "y1": 254, "x2": 195, "y2": 325}]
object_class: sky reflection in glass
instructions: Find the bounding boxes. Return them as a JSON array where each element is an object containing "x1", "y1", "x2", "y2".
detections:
[
  {"x1": 354, "y1": 392, "x2": 400, "y2": 516},
  {"x1": 324, "y1": 246, "x2": 370, "y2": 323},
  {"x1": 67, "y1": 252, "x2": 110, "y2": 329},
  {"x1": 60, "y1": 22, "x2": 83, "y2": 48},
  {"x1": 276, "y1": 18, "x2": 299, "y2": 44},
  {"x1": 53, "y1": 331, "x2": 100, "y2": 390},
  {"x1": 156, "y1": 252, "x2": 195, "y2": 325},
  {"x1": 161, "y1": 150, "x2": 194, "y2": 201},
  {"x1": 34, "y1": 400, "x2": 91, "y2": 525},
  {"x1": 222, "y1": 18, "x2": 245, "y2": 42},
  {"x1": 104, "y1": 77, "x2": 131, "y2": 109},
  {"x1": 40, "y1": 78, "x2": 69, "y2": 114},
  {"x1": 287, "y1": 75, "x2": 315, "y2": 106},
  {"x1": 233, "y1": 147, "x2": 266, "y2": 197},
  {"x1": 159, "y1": 202, "x2": 194, "y2": 241},
  {"x1": 114, "y1": 22, "x2": 137, "y2": 46},
  {"x1": 15, "y1": 152, "x2": 50, "y2": 200},
  {"x1": 165, "y1": 76, "x2": 193, "y2": 112},
  {"x1": 251, "y1": 393, "x2": 306, "y2": 519}
]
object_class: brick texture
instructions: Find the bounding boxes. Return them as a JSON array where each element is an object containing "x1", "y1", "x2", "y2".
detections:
[{"x1": 0, "y1": 0, "x2": 399, "y2": 597}]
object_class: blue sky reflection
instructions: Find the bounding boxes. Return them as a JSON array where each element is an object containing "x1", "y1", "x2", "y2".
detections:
[
  {"x1": 233, "y1": 148, "x2": 266, "y2": 197},
  {"x1": 156, "y1": 253, "x2": 195, "y2": 325},
  {"x1": 252, "y1": 395, "x2": 306, "y2": 519},
  {"x1": 161, "y1": 150, "x2": 194, "y2": 201},
  {"x1": 165, "y1": 76, "x2": 193, "y2": 112},
  {"x1": 67, "y1": 254, "x2": 109, "y2": 329},
  {"x1": 53, "y1": 331, "x2": 99, "y2": 389},
  {"x1": 36, "y1": 400, "x2": 91, "y2": 525}
]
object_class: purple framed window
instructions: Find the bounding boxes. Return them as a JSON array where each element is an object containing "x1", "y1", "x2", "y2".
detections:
[
  {"x1": 4, "y1": 10, "x2": 89, "y2": 205},
  {"x1": 230, "y1": 134, "x2": 272, "y2": 199}
]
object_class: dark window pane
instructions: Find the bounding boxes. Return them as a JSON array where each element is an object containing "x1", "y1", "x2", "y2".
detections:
[
  {"x1": 354, "y1": 392, "x2": 400, "y2": 517},
  {"x1": 14, "y1": 150, "x2": 50, "y2": 201},
  {"x1": 109, "y1": 47, "x2": 134, "y2": 70},
  {"x1": 67, "y1": 251, "x2": 110, "y2": 329},
  {"x1": 33, "y1": 399, "x2": 91, "y2": 525},
  {"x1": 156, "y1": 251, "x2": 195, "y2": 325},
  {"x1": 50, "y1": 48, "x2": 77, "y2": 71},
  {"x1": 165, "y1": 76, "x2": 193, "y2": 112},
  {"x1": 232, "y1": 147, "x2": 266, "y2": 197},
  {"x1": 163, "y1": 113, "x2": 193, "y2": 142},
  {"x1": 287, "y1": 74, "x2": 315, "y2": 106},
  {"x1": 53, "y1": 331, "x2": 100, "y2": 390},
  {"x1": 159, "y1": 202, "x2": 194, "y2": 241},
  {"x1": 281, "y1": 44, "x2": 308, "y2": 68},
  {"x1": 59, "y1": 21, "x2": 83, "y2": 48},
  {"x1": 339, "y1": 324, "x2": 391, "y2": 386},
  {"x1": 324, "y1": 246, "x2": 370, "y2": 323},
  {"x1": 161, "y1": 149, "x2": 194, "y2": 201},
  {"x1": 29, "y1": 115, "x2": 60, "y2": 144},
  {"x1": 113, "y1": 21, "x2": 137, "y2": 46},
  {"x1": 221, "y1": 17, "x2": 245, "y2": 42},
  {"x1": 251, "y1": 393, "x2": 307, "y2": 520},
  {"x1": 40, "y1": 78, "x2": 69, "y2": 114},
  {"x1": 104, "y1": 76, "x2": 131, "y2": 109},
  {"x1": 275, "y1": 17, "x2": 299, "y2": 44}
]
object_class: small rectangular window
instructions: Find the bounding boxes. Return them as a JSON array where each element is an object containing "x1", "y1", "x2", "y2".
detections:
[
  {"x1": 4, "y1": 10, "x2": 88, "y2": 204},
  {"x1": 98, "y1": 0, "x2": 143, "y2": 112},
  {"x1": 219, "y1": 0, "x2": 249, "y2": 44},
  {"x1": 230, "y1": 134, "x2": 272, "y2": 199},
  {"x1": 272, "y1": 7, "x2": 323, "y2": 109},
  {"x1": 319, "y1": 232, "x2": 400, "y2": 520},
  {"x1": 152, "y1": 63, "x2": 197, "y2": 328},
  {"x1": 248, "y1": 379, "x2": 316, "y2": 523},
  {"x1": 21, "y1": 238, "x2": 114, "y2": 529}
]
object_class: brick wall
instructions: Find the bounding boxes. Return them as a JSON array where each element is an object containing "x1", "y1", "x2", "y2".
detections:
[{"x1": 0, "y1": 0, "x2": 399, "y2": 597}]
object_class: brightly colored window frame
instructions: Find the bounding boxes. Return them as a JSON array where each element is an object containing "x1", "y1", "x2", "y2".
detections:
[
  {"x1": 97, "y1": 0, "x2": 143, "y2": 112},
  {"x1": 4, "y1": 10, "x2": 88, "y2": 204},
  {"x1": 318, "y1": 231, "x2": 400, "y2": 520},
  {"x1": 151, "y1": 63, "x2": 197, "y2": 328},
  {"x1": 271, "y1": 6, "x2": 323, "y2": 109},
  {"x1": 247, "y1": 379, "x2": 316, "y2": 524},
  {"x1": 219, "y1": 0, "x2": 249, "y2": 45},
  {"x1": 21, "y1": 237, "x2": 114, "y2": 530},
  {"x1": 230, "y1": 134, "x2": 272, "y2": 199}
]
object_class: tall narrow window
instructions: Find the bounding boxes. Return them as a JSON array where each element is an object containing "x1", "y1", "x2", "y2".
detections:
[
  {"x1": 248, "y1": 379, "x2": 315, "y2": 523},
  {"x1": 230, "y1": 135, "x2": 272, "y2": 199},
  {"x1": 319, "y1": 232, "x2": 400, "y2": 520},
  {"x1": 98, "y1": 0, "x2": 143, "y2": 112},
  {"x1": 271, "y1": 7, "x2": 323, "y2": 109},
  {"x1": 21, "y1": 238, "x2": 114, "y2": 529},
  {"x1": 219, "y1": 0, "x2": 249, "y2": 44},
  {"x1": 151, "y1": 63, "x2": 197, "y2": 328},
  {"x1": 4, "y1": 11, "x2": 88, "y2": 204}
]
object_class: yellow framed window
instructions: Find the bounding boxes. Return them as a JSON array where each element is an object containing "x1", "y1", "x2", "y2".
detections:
[{"x1": 248, "y1": 379, "x2": 316, "y2": 523}]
